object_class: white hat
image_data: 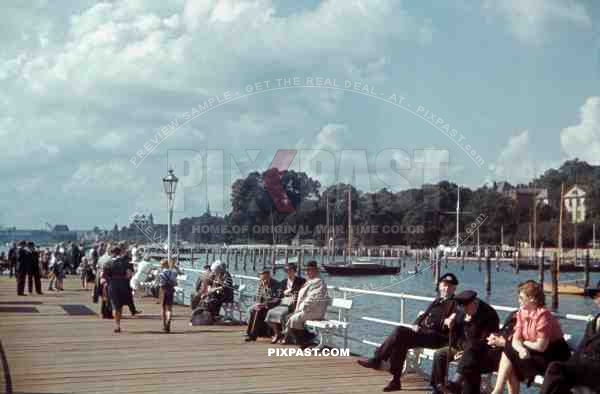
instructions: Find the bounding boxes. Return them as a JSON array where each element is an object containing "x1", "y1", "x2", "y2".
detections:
[{"x1": 210, "y1": 260, "x2": 225, "y2": 273}]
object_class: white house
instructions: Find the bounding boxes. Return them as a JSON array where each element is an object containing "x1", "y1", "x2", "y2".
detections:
[{"x1": 564, "y1": 185, "x2": 586, "y2": 223}]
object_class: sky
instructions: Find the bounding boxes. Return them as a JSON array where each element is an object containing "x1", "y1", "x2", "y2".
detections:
[{"x1": 1, "y1": 0, "x2": 599, "y2": 230}]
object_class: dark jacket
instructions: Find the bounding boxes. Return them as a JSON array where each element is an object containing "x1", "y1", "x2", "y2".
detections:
[
  {"x1": 281, "y1": 276, "x2": 307, "y2": 311},
  {"x1": 255, "y1": 277, "x2": 281, "y2": 309},
  {"x1": 498, "y1": 310, "x2": 518, "y2": 340},
  {"x1": 414, "y1": 296, "x2": 458, "y2": 335},
  {"x1": 574, "y1": 313, "x2": 600, "y2": 363},
  {"x1": 16, "y1": 246, "x2": 33, "y2": 274},
  {"x1": 452, "y1": 299, "x2": 500, "y2": 352}
]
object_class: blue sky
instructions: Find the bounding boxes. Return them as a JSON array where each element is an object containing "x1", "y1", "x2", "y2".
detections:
[{"x1": 1, "y1": 0, "x2": 599, "y2": 229}]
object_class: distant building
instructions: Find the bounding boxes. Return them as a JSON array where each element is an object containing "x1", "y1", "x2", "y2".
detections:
[
  {"x1": 564, "y1": 185, "x2": 587, "y2": 223},
  {"x1": 52, "y1": 225, "x2": 70, "y2": 232},
  {"x1": 496, "y1": 183, "x2": 548, "y2": 209}
]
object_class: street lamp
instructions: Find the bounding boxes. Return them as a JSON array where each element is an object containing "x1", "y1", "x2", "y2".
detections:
[{"x1": 162, "y1": 169, "x2": 179, "y2": 264}]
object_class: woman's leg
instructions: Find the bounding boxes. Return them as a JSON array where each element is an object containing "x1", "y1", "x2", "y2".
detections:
[
  {"x1": 269, "y1": 322, "x2": 281, "y2": 342},
  {"x1": 114, "y1": 307, "x2": 122, "y2": 332},
  {"x1": 491, "y1": 353, "x2": 513, "y2": 394},
  {"x1": 166, "y1": 305, "x2": 172, "y2": 331},
  {"x1": 160, "y1": 303, "x2": 166, "y2": 331},
  {"x1": 507, "y1": 370, "x2": 520, "y2": 394}
]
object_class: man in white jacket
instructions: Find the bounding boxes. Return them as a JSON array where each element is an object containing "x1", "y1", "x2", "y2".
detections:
[{"x1": 287, "y1": 260, "x2": 329, "y2": 348}]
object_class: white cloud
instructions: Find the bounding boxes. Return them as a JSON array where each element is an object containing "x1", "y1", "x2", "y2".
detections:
[
  {"x1": 561, "y1": 96, "x2": 600, "y2": 165},
  {"x1": 482, "y1": 0, "x2": 591, "y2": 44},
  {"x1": 488, "y1": 130, "x2": 535, "y2": 182}
]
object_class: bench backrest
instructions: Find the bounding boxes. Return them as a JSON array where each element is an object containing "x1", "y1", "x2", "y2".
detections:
[{"x1": 329, "y1": 298, "x2": 353, "y2": 322}]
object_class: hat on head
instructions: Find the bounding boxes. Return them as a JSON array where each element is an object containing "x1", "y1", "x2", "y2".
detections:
[
  {"x1": 210, "y1": 260, "x2": 225, "y2": 273},
  {"x1": 438, "y1": 273, "x2": 459, "y2": 286},
  {"x1": 285, "y1": 263, "x2": 298, "y2": 272},
  {"x1": 584, "y1": 280, "x2": 600, "y2": 298},
  {"x1": 260, "y1": 268, "x2": 271, "y2": 275},
  {"x1": 455, "y1": 290, "x2": 478, "y2": 305},
  {"x1": 306, "y1": 260, "x2": 318, "y2": 269}
]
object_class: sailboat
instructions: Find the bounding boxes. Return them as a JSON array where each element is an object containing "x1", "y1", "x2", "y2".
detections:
[
  {"x1": 542, "y1": 183, "x2": 587, "y2": 296},
  {"x1": 323, "y1": 187, "x2": 401, "y2": 276}
]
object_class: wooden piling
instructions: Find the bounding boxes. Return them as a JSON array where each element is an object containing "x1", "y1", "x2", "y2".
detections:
[
  {"x1": 485, "y1": 254, "x2": 491, "y2": 293},
  {"x1": 539, "y1": 248, "x2": 545, "y2": 285},
  {"x1": 299, "y1": 248, "x2": 305, "y2": 273},
  {"x1": 205, "y1": 248, "x2": 210, "y2": 267},
  {"x1": 551, "y1": 253, "x2": 559, "y2": 310},
  {"x1": 319, "y1": 247, "x2": 324, "y2": 265},
  {"x1": 584, "y1": 249, "x2": 590, "y2": 288},
  {"x1": 461, "y1": 253, "x2": 465, "y2": 271}
]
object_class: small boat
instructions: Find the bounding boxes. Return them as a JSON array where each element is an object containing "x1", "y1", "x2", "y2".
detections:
[
  {"x1": 323, "y1": 261, "x2": 401, "y2": 276},
  {"x1": 543, "y1": 280, "x2": 586, "y2": 296}
]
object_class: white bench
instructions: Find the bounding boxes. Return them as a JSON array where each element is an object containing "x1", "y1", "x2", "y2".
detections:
[
  {"x1": 305, "y1": 298, "x2": 353, "y2": 350},
  {"x1": 363, "y1": 312, "x2": 596, "y2": 394}
]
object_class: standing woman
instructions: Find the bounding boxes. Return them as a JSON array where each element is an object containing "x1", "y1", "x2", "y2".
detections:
[
  {"x1": 159, "y1": 259, "x2": 178, "y2": 333},
  {"x1": 102, "y1": 245, "x2": 133, "y2": 333},
  {"x1": 491, "y1": 281, "x2": 571, "y2": 394}
]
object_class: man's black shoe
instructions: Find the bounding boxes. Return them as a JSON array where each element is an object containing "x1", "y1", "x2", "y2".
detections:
[
  {"x1": 357, "y1": 357, "x2": 381, "y2": 370},
  {"x1": 244, "y1": 336, "x2": 256, "y2": 342},
  {"x1": 382, "y1": 379, "x2": 402, "y2": 392},
  {"x1": 437, "y1": 382, "x2": 461, "y2": 394}
]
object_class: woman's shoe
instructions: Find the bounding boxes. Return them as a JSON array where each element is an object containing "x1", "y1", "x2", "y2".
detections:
[
  {"x1": 114, "y1": 328, "x2": 121, "y2": 333},
  {"x1": 271, "y1": 334, "x2": 280, "y2": 344}
]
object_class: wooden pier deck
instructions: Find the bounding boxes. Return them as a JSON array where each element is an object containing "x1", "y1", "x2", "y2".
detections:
[{"x1": 0, "y1": 277, "x2": 430, "y2": 394}]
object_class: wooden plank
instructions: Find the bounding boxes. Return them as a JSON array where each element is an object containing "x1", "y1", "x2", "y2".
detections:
[{"x1": 0, "y1": 277, "x2": 430, "y2": 393}]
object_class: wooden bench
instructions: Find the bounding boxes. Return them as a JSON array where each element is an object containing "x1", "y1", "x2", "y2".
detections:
[{"x1": 305, "y1": 298, "x2": 353, "y2": 350}]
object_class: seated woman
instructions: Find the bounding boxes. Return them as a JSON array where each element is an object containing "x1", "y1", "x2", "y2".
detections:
[
  {"x1": 265, "y1": 263, "x2": 306, "y2": 344},
  {"x1": 491, "y1": 281, "x2": 571, "y2": 394}
]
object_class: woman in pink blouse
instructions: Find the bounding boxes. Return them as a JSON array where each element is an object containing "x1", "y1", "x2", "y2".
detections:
[{"x1": 491, "y1": 281, "x2": 571, "y2": 394}]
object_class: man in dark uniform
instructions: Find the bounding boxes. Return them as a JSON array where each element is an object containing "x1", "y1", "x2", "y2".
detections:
[
  {"x1": 540, "y1": 281, "x2": 600, "y2": 394},
  {"x1": 8, "y1": 242, "x2": 17, "y2": 278},
  {"x1": 357, "y1": 273, "x2": 459, "y2": 392},
  {"x1": 16, "y1": 240, "x2": 32, "y2": 295},
  {"x1": 27, "y1": 241, "x2": 43, "y2": 294},
  {"x1": 245, "y1": 269, "x2": 281, "y2": 341},
  {"x1": 430, "y1": 290, "x2": 500, "y2": 394}
]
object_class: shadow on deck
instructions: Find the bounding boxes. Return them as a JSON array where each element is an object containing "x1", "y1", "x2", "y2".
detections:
[{"x1": 0, "y1": 277, "x2": 430, "y2": 393}]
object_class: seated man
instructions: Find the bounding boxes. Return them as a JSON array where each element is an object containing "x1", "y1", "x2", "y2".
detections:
[
  {"x1": 245, "y1": 269, "x2": 281, "y2": 341},
  {"x1": 286, "y1": 261, "x2": 328, "y2": 348},
  {"x1": 190, "y1": 261, "x2": 233, "y2": 324},
  {"x1": 357, "y1": 273, "x2": 459, "y2": 392},
  {"x1": 540, "y1": 281, "x2": 600, "y2": 394},
  {"x1": 431, "y1": 290, "x2": 500, "y2": 394}
]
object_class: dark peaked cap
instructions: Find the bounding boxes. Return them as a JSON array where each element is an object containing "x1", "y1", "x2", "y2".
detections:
[
  {"x1": 455, "y1": 290, "x2": 478, "y2": 305},
  {"x1": 438, "y1": 273, "x2": 459, "y2": 286}
]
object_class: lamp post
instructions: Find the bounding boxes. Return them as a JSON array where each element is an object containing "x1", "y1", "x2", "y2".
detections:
[{"x1": 162, "y1": 169, "x2": 179, "y2": 264}]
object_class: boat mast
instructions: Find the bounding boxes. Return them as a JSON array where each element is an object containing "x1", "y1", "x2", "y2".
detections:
[
  {"x1": 558, "y1": 183, "x2": 564, "y2": 280},
  {"x1": 456, "y1": 185, "x2": 460, "y2": 256},
  {"x1": 347, "y1": 186, "x2": 352, "y2": 261}
]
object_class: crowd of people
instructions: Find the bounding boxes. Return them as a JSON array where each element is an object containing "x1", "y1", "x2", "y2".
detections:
[
  {"x1": 3, "y1": 244, "x2": 599, "y2": 393},
  {"x1": 356, "y1": 273, "x2": 600, "y2": 394}
]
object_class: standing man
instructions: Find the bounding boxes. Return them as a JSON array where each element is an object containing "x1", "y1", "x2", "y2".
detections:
[
  {"x1": 27, "y1": 241, "x2": 43, "y2": 295},
  {"x1": 431, "y1": 290, "x2": 500, "y2": 394},
  {"x1": 540, "y1": 281, "x2": 600, "y2": 393},
  {"x1": 16, "y1": 241, "x2": 32, "y2": 295},
  {"x1": 244, "y1": 269, "x2": 281, "y2": 341},
  {"x1": 8, "y1": 242, "x2": 17, "y2": 278},
  {"x1": 357, "y1": 273, "x2": 459, "y2": 392}
]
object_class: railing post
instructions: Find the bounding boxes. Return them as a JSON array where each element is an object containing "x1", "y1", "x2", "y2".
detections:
[{"x1": 400, "y1": 296, "x2": 405, "y2": 324}]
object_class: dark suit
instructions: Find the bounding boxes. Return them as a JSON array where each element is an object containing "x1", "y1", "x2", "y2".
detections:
[
  {"x1": 28, "y1": 249, "x2": 42, "y2": 294},
  {"x1": 374, "y1": 296, "x2": 458, "y2": 380},
  {"x1": 8, "y1": 246, "x2": 17, "y2": 278},
  {"x1": 430, "y1": 300, "x2": 501, "y2": 393},
  {"x1": 246, "y1": 278, "x2": 281, "y2": 338},
  {"x1": 541, "y1": 313, "x2": 600, "y2": 393},
  {"x1": 16, "y1": 247, "x2": 33, "y2": 295},
  {"x1": 283, "y1": 276, "x2": 307, "y2": 312}
]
